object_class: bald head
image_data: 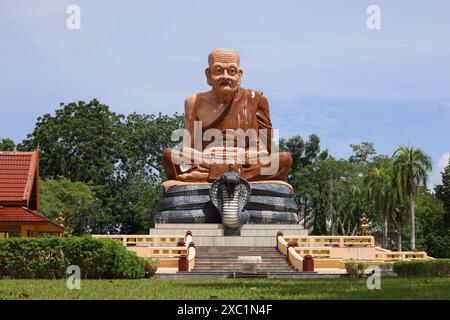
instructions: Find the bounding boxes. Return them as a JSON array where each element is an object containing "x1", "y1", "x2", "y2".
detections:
[{"x1": 208, "y1": 49, "x2": 240, "y2": 67}]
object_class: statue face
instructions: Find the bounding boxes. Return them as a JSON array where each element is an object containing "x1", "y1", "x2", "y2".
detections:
[{"x1": 206, "y1": 51, "x2": 243, "y2": 95}]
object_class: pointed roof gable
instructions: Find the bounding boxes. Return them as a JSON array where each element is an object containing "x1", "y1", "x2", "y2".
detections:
[{"x1": 0, "y1": 149, "x2": 39, "y2": 210}]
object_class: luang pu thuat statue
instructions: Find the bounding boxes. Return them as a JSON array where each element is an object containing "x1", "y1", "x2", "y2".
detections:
[{"x1": 156, "y1": 49, "x2": 299, "y2": 229}]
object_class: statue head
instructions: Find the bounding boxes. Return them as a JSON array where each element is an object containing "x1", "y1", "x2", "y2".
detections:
[{"x1": 205, "y1": 49, "x2": 243, "y2": 96}]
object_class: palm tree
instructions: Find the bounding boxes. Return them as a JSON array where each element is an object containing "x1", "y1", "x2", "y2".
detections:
[
  {"x1": 364, "y1": 168, "x2": 393, "y2": 248},
  {"x1": 393, "y1": 207, "x2": 403, "y2": 252},
  {"x1": 348, "y1": 184, "x2": 367, "y2": 235},
  {"x1": 392, "y1": 146, "x2": 432, "y2": 250}
]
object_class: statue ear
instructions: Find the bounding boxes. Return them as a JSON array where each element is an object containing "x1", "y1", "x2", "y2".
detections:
[
  {"x1": 205, "y1": 68, "x2": 212, "y2": 86},
  {"x1": 237, "y1": 68, "x2": 243, "y2": 86}
]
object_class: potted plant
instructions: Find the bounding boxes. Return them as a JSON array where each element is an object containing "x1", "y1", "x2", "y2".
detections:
[
  {"x1": 145, "y1": 258, "x2": 159, "y2": 278},
  {"x1": 344, "y1": 258, "x2": 358, "y2": 276}
]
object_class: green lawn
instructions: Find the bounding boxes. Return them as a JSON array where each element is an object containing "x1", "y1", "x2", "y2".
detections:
[{"x1": 0, "y1": 277, "x2": 449, "y2": 300}]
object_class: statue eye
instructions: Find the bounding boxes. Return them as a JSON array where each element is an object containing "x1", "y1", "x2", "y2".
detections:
[
  {"x1": 228, "y1": 68, "x2": 237, "y2": 75},
  {"x1": 215, "y1": 67, "x2": 223, "y2": 74}
]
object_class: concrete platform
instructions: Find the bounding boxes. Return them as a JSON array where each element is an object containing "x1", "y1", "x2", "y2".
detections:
[
  {"x1": 149, "y1": 223, "x2": 308, "y2": 246},
  {"x1": 155, "y1": 272, "x2": 342, "y2": 279}
]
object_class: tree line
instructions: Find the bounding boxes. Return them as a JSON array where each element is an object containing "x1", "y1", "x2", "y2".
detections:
[
  {"x1": 280, "y1": 136, "x2": 449, "y2": 257},
  {"x1": 1, "y1": 99, "x2": 449, "y2": 257}
]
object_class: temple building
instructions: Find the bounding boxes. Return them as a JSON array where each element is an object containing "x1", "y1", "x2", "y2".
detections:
[{"x1": 0, "y1": 149, "x2": 64, "y2": 237}]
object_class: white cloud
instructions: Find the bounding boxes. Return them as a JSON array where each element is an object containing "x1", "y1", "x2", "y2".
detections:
[{"x1": 432, "y1": 152, "x2": 450, "y2": 186}]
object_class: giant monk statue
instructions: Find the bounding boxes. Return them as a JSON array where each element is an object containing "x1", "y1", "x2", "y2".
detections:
[{"x1": 156, "y1": 49, "x2": 299, "y2": 228}]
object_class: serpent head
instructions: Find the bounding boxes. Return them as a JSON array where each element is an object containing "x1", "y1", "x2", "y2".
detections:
[{"x1": 209, "y1": 167, "x2": 251, "y2": 229}]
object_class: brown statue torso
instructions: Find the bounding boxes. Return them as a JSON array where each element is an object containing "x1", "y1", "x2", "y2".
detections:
[
  {"x1": 185, "y1": 87, "x2": 271, "y2": 151},
  {"x1": 163, "y1": 87, "x2": 291, "y2": 182}
]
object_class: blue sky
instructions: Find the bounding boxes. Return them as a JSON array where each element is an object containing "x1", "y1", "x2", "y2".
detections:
[{"x1": 0, "y1": 0, "x2": 449, "y2": 186}]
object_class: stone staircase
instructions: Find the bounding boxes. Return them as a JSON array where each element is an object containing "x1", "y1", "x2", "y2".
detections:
[{"x1": 190, "y1": 246, "x2": 297, "y2": 274}]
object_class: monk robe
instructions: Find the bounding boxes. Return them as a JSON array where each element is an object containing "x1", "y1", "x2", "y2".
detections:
[{"x1": 163, "y1": 87, "x2": 292, "y2": 182}]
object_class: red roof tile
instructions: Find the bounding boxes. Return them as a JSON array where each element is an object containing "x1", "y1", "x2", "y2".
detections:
[
  {"x1": 0, "y1": 207, "x2": 49, "y2": 222},
  {"x1": 0, "y1": 150, "x2": 39, "y2": 208}
]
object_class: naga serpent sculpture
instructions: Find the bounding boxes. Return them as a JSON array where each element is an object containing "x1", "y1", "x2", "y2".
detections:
[{"x1": 209, "y1": 167, "x2": 251, "y2": 229}]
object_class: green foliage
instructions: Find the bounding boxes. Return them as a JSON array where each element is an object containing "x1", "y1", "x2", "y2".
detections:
[
  {"x1": 146, "y1": 258, "x2": 160, "y2": 266},
  {"x1": 349, "y1": 142, "x2": 376, "y2": 164},
  {"x1": 101, "y1": 179, "x2": 160, "y2": 234},
  {"x1": 364, "y1": 168, "x2": 396, "y2": 247},
  {"x1": 280, "y1": 135, "x2": 304, "y2": 181},
  {"x1": 393, "y1": 146, "x2": 433, "y2": 198},
  {"x1": 18, "y1": 99, "x2": 124, "y2": 185},
  {"x1": 392, "y1": 146, "x2": 433, "y2": 250},
  {"x1": 0, "y1": 138, "x2": 15, "y2": 151},
  {"x1": 393, "y1": 259, "x2": 450, "y2": 277},
  {"x1": 0, "y1": 237, "x2": 145, "y2": 279},
  {"x1": 13, "y1": 99, "x2": 442, "y2": 250},
  {"x1": 0, "y1": 238, "x2": 66, "y2": 279},
  {"x1": 18, "y1": 99, "x2": 183, "y2": 233},
  {"x1": 39, "y1": 178, "x2": 101, "y2": 235},
  {"x1": 145, "y1": 258, "x2": 160, "y2": 278},
  {"x1": 421, "y1": 231, "x2": 450, "y2": 258},
  {"x1": 435, "y1": 158, "x2": 450, "y2": 228},
  {"x1": 414, "y1": 194, "x2": 448, "y2": 255},
  {"x1": 120, "y1": 112, "x2": 184, "y2": 180},
  {"x1": 280, "y1": 134, "x2": 328, "y2": 184},
  {"x1": 296, "y1": 158, "x2": 363, "y2": 235},
  {"x1": 304, "y1": 134, "x2": 321, "y2": 164}
]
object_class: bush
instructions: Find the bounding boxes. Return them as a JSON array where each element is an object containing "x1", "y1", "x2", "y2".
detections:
[
  {"x1": 393, "y1": 259, "x2": 450, "y2": 277},
  {"x1": 0, "y1": 237, "x2": 66, "y2": 279},
  {"x1": 0, "y1": 236, "x2": 145, "y2": 279}
]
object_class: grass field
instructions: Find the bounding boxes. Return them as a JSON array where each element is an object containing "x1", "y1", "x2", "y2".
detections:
[{"x1": 0, "y1": 277, "x2": 449, "y2": 300}]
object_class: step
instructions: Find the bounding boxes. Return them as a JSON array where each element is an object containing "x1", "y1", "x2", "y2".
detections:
[
  {"x1": 194, "y1": 262, "x2": 291, "y2": 265},
  {"x1": 156, "y1": 272, "x2": 341, "y2": 279},
  {"x1": 195, "y1": 257, "x2": 288, "y2": 261},
  {"x1": 196, "y1": 261, "x2": 289, "y2": 264},
  {"x1": 193, "y1": 264, "x2": 293, "y2": 268},
  {"x1": 196, "y1": 253, "x2": 282, "y2": 256},
  {"x1": 196, "y1": 251, "x2": 282, "y2": 254},
  {"x1": 192, "y1": 269, "x2": 296, "y2": 273},
  {"x1": 196, "y1": 246, "x2": 279, "y2": 250}
]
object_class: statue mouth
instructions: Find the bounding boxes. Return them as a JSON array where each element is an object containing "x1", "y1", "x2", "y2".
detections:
[{"x1": 220, "y1": 81, "x2": 233, "y2": 87}]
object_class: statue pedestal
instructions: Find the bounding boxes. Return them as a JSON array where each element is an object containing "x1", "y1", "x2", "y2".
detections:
[
  {"x1": 155, "y1": 181, "x2": 299, "y2": 225},
  {"x1": 149, "y1": 223, "x2": 308, "y2": 247}
]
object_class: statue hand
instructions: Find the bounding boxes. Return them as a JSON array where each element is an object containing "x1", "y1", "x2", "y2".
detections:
[{"x1": 177, "y1": 170, "x2": 209, "y2": 182}]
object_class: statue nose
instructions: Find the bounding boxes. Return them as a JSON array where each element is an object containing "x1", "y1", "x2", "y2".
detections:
[{"x1": 223, "y1": 70, "x2": 233, "y2": 78}]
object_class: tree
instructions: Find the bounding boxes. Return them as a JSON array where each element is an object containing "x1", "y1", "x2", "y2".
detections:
[
  {"x1": 393, "y1": 207, "x2": 404, "y2": 252},
  {"x1": 392, "y1": 146, "x2": 432, "y2": 250},
  {"x1": 119, "y1": 112, "x2": 183, "y2": 181},
  {"x1": 433, "y1": 158, "x2": 450, "y2": 257},
  {"x1": 20, "y1": 99, "x2": 183, "y2": 233},
  {"x1": 279, "y1": 135, "x2": 305, "y2": 182},
  {"x1": 304, "y1": 134, "x2": 321, "y2": 164},
  {"x1": 414, "y1": 193, "x2": 449, "y2": 257},
  {"x1": 39, "y1": 177, "x2": 101, "y2": 235},
  {"x1": 106, "y1": 112, "x2": 182, "y2": 233},
  {"x1": 295, "y1": 158, "x2": 362, "y2": 235},
  {"x1": 19, "y1": 99, "x2": 124, "y2": 185},
  {"x1": 364, "y1": 168, "x2": 393, "y2": 247},
  {"x1": 349, "y1": 142, "x2": 376, "y2": 165},
  {"x1": 0, "y1": 138, "x2": 15, "y2": 151},
  {"x1": 435, "y1": 157, "x2": 450, "y2": 226},
  {"x1": 101, "y1": 176, "x2": 160, "y2": 234}
]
